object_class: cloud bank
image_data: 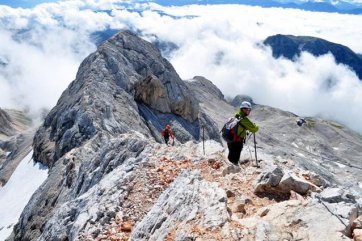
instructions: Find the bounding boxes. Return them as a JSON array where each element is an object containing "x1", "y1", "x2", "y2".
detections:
[{"x1": 1, "y1": 1, "x2": 362, "y2": 133}]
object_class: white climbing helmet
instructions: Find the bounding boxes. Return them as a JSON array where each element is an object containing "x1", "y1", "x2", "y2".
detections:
[{"x1": 240, "y1": 101, "x2": 251, "y2": 109}]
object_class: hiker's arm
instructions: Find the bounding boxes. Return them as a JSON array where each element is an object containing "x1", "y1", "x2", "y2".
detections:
[{"x1": 240, "y1": 118, "x2": 259, "y2": 133}]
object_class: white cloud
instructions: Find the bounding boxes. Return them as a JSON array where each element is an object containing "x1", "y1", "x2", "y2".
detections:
[{"x1": 1, "y1": 1, "x2": 362, "y2": 133}]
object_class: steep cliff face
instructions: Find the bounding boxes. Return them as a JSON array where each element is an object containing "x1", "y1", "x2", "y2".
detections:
[
  {"x1": 33, "y1": 30, "x2": 207, "y2": 168},
  {"x1": 0, "y1": 108, "x2": 14, "y2": 137},
  {"x1": 9, "y1": 31, "x2": 218, "y2": 241},
  {"x1": 0, "y1": 109, "x2": 33, "y2": 186}
]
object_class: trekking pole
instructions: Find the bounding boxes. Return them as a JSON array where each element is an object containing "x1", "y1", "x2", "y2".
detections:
[
  {"x1": 202, "y1": 124, "x2": 205, "y2": 155},
  {"x1": 253, "y1": 133, "x2": 259, "y2": 167}
]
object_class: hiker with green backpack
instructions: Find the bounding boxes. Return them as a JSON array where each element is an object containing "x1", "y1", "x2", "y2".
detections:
[{"x1": 222, "y1": 101, "x2": 259, "y2": 165}]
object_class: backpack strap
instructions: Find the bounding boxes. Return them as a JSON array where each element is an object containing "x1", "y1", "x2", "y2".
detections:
[{"x1": 232, "y1": 118, "x2": 248, "y2": 142}]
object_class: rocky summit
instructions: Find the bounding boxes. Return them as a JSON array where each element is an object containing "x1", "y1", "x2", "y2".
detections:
[{"x1": 3, "y1": 31, "x2": 362, "y2": 241}]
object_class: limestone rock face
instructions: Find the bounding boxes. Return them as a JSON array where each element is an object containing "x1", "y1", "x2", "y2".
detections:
[
  {"x1": 230, "y1": 94, "x2": 255, "y2": 107},
  {"x1": 254, "y1": 166, "x2": 284, "y2": 192},
  {"x1": 254, "y1": 166, "x2": 319, "y2": 195},
  {"x1": 189, "y1": 76, "x2": 225, "y2": 101},
  {"x1": 9, "y1": 31, "x2": 219, "y2": 241},
  {"x1": 99, "y1": 31, "x2": 199, "y2": 121},
  {"x1": 131, "y1": 170, "x2": 229, "y2": 240},
  {"x1": 354, "y1": 229, "x2": 362, "y2": 241},
  {"x1": 0, "y1": 109, "x2": 33, "y2": 186},
  {"x1": 239, "y1": 200, "x2": 352, "y2": 241},
  {"x1": 33, "y1": 31, "x2": 205, "y2": 168},
  {"x1": 0, "y1": 108, "x2": 14, "y2": 136},
  {"x1": 185, "y1": 76, "x2": 232, "y2": 141},
  {"x1": 134, "y1": 75, "x2": 171, "y2": 113},
  {"x1": 24, "y1": 133, "x2": 148, "y2": 241}
]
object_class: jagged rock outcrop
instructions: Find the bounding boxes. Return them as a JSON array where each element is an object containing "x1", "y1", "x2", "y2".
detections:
[
  {"x1": 264, "y1": 34, "x2": 362, "y2": 79},
  {"x1": 319, "y1": 187, "x2": 356, "y2": 203},
  {"x1": 0, "y1": 109, "x2": 34, "y2": 186},
  {"x1": 254, "y1": 165, "x2": 319, "y2": 195},
  {"x1": 18, "y1": 132, "x2": 148, "y2": 241},
  {"x1": 230, "y1": 94, "x2": 255, "y2": 107},
  {"x1": 131, "y1": 170, "x2": 229, "y2": 240},
  {"x1": 8, "y1": 31, "x2": 218, "y2": 241},
  {"x1": 134, "y1": 75, "x2": 171, "y2": 113},
  {"x1": 0, "y1": 109, "x2": 32, "y2": 137},
  {"x1": 187, "y1": 76, "x2": 225, "y2": 101},
  {"x1": 33, "y1": 30, "x2": 209, "y2": 168},
  {"x1": 0, "y1": 108, "x2": 14, "y2": 136},
  {"x1": 239, "y1": 200, "x2": 352, "y2": 241},
  {"x1": 185, "y1": 76, "x2": 234, "y2": 131}
]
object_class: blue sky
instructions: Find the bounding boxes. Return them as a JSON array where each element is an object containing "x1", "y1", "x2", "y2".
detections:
[
  {"x1": 0, "y1": 0, "x2": 59, "y2": 8},
  {"x1": 1, "y1": 0, "x2": 362, "y2": 9}
]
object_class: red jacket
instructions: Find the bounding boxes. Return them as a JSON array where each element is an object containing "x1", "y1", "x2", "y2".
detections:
[{"x1": 161, "y1": 128, "x2": 174, "y2": 138}]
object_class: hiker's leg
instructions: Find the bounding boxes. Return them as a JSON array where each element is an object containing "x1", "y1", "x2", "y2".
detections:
[
  {"x1": 164, "y1": 137, "x2": 169, "y2": 144},
  {"x1": 234, "y1": 142, "x2": 243, "y2": 163},
  {"x1": 227, "y1": 142, "x2": 239, "y2": 165}
]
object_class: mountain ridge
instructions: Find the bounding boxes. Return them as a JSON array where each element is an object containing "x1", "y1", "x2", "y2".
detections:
[
  {"x1": 264, "y1": 34, "x2": 362, "y2": 80},
  {"x1": 2, "y1": 30, "x2": 362, "y2": 241}
]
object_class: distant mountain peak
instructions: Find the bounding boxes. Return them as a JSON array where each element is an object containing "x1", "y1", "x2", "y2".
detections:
[{"x1": 264, "y1": 34, "x2": 362, "y2": 79}]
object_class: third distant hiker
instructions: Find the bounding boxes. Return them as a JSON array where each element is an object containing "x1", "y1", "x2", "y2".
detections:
[
  {"x1": 161, "y1": 124, "x2": 174, "y2": 145},
  {"x1": 297, "y1": 118, "x2": 306, "y2": 127},
  {"x1": 227, "y1": 101, "x2": 259, "y2": 165}
]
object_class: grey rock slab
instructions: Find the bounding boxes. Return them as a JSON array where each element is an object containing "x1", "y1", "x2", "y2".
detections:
[
  {"x1": 230, "y1": 95, "x2": 255, "y2": 107},
  {"x1": 0, "y1": 108, "x2": 14, "y2": 136},
  {"x1": 37, "y1": 152, "x2": 144, "y2": 241},
  {"x1": 254, "y1": 165, "x2": 284, "y2": 193},
  {"x1": 320, "y1": 187, "x2": 346, "y2": 203},
  {"x1": 0, "y1": 108, "x2": 34, "y2": 186},
  {"x1": 131, "y1": 170, "x2": 230, "y2": 241},
  {"x1": 301, "y1": 170, "x2": 330, "y2": 187},
  {"x1": 10, "y1": 133, "x2": 148, "y2": 241},
  {"x1": 278, "y1": 171, "x2": 318, "y2": 195},
  {"x1": 238, "y1": 200, "x2": 351, "y2": 241}
]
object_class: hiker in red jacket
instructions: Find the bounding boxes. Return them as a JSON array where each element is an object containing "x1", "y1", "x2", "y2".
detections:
[{"x1": 161, "y1": 124, "x2": 174, "y2": 145}]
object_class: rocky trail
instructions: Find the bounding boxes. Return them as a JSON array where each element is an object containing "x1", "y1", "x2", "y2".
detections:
[{"x1": 74, "y1": 139, "x2": 361, "y2": 241}]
